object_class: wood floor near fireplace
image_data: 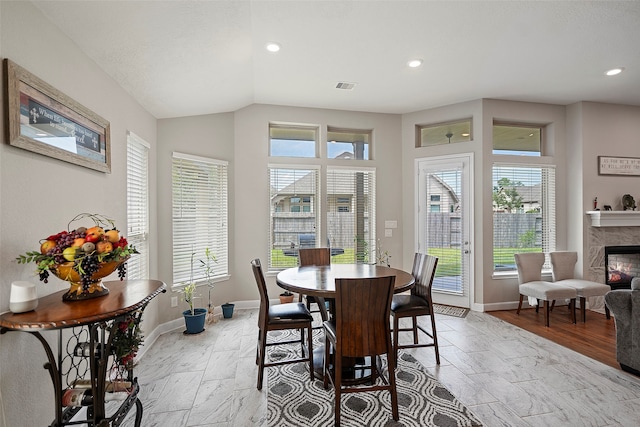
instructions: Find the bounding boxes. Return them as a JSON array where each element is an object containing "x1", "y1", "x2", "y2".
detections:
[{"x1": 489, "y1": 308, "x2": 617, "y2": 369}]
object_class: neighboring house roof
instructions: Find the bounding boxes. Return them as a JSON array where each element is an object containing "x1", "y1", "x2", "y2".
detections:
[{"x1": 430, "y1": 174, "x2": 460, "y2": 205}]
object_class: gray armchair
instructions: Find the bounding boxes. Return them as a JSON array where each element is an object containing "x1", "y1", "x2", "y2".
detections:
[{"x1": 605, "y1": 278, "x2": 640, "y2": 375}]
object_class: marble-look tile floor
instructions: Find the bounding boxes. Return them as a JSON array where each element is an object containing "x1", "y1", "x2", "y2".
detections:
[{"x1": 118, "y1": 309, "x2": 640, "y2": 426}]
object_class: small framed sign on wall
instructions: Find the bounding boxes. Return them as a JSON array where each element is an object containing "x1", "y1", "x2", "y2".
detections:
[
  {"x1": 598, "y1": 156, "x2": 640, "y2": 176},
  {"x1": 3, "y1": 59, "x2": 111, "y2": 173}
]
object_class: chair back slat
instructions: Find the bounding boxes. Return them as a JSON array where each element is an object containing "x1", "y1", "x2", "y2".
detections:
[
  {"x1": 413, "y1": 255, "x2": 438, "y2": 300},
  {"x1": 334, "y1": 276, "x2": 395, "y2": 358},
  {"x1": 411, "y1": 252, "x2": 427, "y2": 279},
  {"x1": 251, "y1": 258, "x2": 269, "y2": 328},
  {"x1": 299, "y1": 248, "x2": 331, "y2": 267}
]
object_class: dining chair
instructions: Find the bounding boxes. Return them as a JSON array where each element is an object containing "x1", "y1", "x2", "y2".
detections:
[
  {"x1": 391, "y1": 253, "x2": 440, "y2": 365},
  {"x1": 323, "y1": 275, "x2": 399, "y2": 426},
  {"x1": 298, "y1": 248, "x2": 331, "y2": 321},
  {"x1": 549, "y1": 251, "x2": 611, "y2": 322},
  {"x1": 251, "y1": 258, "x2": 314, "y2": 390},
  {"x1": 515, "y1": 252, "x2": 577, "y2": 327}
]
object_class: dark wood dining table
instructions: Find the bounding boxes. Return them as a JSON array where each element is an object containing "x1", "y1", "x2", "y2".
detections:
[{"x1": 276, "y1": 263, "x2": 415, "y2": 380}]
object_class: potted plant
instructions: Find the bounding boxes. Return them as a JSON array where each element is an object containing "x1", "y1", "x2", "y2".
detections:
[
  {"x1": 279, "y1": 290, "x2": 294, "y2": 304},
  {"x1": 221, "y1": 301, "x2": 235, "y2": 318},
  {"x1": 199, "y1": 248, "x2": 218, "y2": 324},
  {"x1": 181, "y1": 252, "x2": 207, "y2": 334}
]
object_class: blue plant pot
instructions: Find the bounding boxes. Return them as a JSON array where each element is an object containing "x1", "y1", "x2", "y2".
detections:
[
  {"x1": 183, "y1": 308, "x2": 207, "y2": 334},
  {"x1": 222, "y1": 303, "x2": 235, "y2": 319}
]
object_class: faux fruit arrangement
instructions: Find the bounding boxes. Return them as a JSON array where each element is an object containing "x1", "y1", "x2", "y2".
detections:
[{"x1": 16, "y1": 213, "x2": 138, "y2": 291}]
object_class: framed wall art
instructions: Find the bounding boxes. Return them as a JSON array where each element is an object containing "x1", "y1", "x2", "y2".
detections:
[
  {"x1": 598, "y1": 156, "x2": 640, "y2": 177},
  {"x1": 3, "y1": 59, "x2": 111, "y2": 173}
]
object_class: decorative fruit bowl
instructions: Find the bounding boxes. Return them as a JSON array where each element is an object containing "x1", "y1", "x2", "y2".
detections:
[
  {"x1": 16, "y1": 213, "x2": 138, "y2": 302},
  {"x1": 52, "y1": 257, "x2": 130, "y2": 301}
]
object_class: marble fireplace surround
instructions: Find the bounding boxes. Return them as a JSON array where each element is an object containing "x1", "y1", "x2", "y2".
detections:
[{"x1": 586, "y1": 211, "x2": 640, "y2": 283}]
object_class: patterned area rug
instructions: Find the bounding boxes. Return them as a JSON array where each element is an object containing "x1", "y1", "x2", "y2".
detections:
[
  {"x1": 266, "y1": 334, "x2": 482, "y2": 427},
  {"x1": 433, "y1": 304, "x2": 469, "y2": 318}
]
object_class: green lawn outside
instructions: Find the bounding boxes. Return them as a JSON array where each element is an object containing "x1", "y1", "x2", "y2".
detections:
[{"x1": 271, "y1": 247, "x2": 541, "y2": 274}]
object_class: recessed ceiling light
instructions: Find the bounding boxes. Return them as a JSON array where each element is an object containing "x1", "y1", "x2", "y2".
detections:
[
  {"x1": 266, "y1": 42, "x2": 281, "y2": 52},
  {"x1": 461, "y1": 133, "x2": 470, "y2": 137},
  {"x1": 605, "y1": 67, "x2": 624, "y2": 76},
  {"x1": 408, "y1": 59, "x2": 423, "y2": 68}
]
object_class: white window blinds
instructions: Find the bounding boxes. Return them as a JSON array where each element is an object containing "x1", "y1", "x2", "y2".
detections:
[
  {"x1": 326, "y1": 167, "x2": 376, "y2": 264},
  {"x1": 172, "y1": 152, "x2": 229, "y2": 285},
  {"x1": 268, "y1": 166, "x2": 320, "y2": 269},
  {"x1": 126, "y1": 131, "x2": 150, "y2": 279},
  {"x1": 492, "y1": 164, "x2": 556, "y2": 271}
]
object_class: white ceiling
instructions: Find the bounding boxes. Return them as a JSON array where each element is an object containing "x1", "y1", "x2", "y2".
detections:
[{"x1": 32, "y1": 0, "x2": 640, "y2": 119}]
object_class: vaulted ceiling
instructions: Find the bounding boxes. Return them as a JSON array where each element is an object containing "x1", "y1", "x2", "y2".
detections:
[{"x1": 32, "y1": 0, "x2": 640, "y2": 119}]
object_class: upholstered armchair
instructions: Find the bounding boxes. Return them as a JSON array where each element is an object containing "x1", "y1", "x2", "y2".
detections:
[{"x1": 605, "y1": 278, "x2": 640, "y2": 375}]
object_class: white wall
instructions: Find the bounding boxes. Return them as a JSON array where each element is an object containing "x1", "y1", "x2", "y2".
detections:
[{"x1": 0, "y1": 2, "x2": 158, "y2": 425}]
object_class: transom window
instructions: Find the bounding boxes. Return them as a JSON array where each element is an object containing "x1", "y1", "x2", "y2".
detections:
[
  {"x1": 327, "y1": 127, "x2": 371, "y2": 160},
  {"x1": 270, "y1": 123, "x2": 318, "y2": 158},
  {"x1": 493, "y1": 123, "x2": 543, "y2": 156},
  {"x1": 417, "y1": 119, "x2": 472, "y2": 147}
]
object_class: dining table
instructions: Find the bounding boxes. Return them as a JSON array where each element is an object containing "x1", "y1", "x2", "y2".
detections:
[{"x1": 276, "y1": 263, "x2": 415, "y2": 380}]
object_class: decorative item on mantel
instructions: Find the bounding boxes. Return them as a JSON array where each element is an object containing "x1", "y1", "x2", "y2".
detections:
[
  {"x1": 16, "y1": 213, "x2": 138, "y2": 301},
  {"x1": 622, "y1": 194, "x2": 636, "y2": 211}
]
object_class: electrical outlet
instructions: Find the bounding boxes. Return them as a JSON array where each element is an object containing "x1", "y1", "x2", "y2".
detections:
[{"x1": 171, "y1": 296, "x2": 178, "y2": 307}]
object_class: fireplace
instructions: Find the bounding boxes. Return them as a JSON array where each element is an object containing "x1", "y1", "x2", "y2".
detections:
[{"x1": 604, "y1": 245, "x2": 640, "y2": 290}]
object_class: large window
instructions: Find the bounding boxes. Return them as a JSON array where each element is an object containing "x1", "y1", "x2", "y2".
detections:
[
  {"x1": 493, "y1": 164, "x2": 555, "y2": 272},
  {"x1": 327, "y1": 167, "x2": 376, "y2": 264},
  {"x1": 172, "y1": 152, "x2": 228, "y2": 286},
  {"x1": 126, "y1": 131, "x2": 149, "y2": 279},
  {"x1": 269, "y1": 166, "x2": 319, "y2": 269},
  {"x1": 268, "y1": 124, "x2": 377, "y2": 270}
]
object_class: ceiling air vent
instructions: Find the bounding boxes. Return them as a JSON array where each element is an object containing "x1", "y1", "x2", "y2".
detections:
[{"x1": 336, "y1": 82, "x2": 356, "y2": 90}]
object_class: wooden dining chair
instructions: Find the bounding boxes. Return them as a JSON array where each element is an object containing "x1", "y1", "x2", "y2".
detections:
[
  {"x1": 298, "y1": 248, "x2": 331, "y2": 320},
  {"x1": 251, "y1": 258, "x2": 314, "y2": 390},
  {"x1": 323, "y1": 275, "x2": 399, "y2": 426},
  {"x1": 391, "y1": 254, "x2": 440, "y2": 365}
]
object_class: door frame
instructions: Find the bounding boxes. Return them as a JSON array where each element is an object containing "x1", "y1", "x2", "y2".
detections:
[{"x1": 415, "y1": 153, "x2": 474, "y2": 309}]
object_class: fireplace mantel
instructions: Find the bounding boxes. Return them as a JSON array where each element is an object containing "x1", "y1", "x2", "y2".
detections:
[{"x1": 586, "y1": 210, "x2": 640, "y2": 227}]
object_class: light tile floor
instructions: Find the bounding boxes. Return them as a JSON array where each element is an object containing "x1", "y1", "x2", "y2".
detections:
[{"x1": 119, "y1": 309, "x2": 640, "y2": 426}]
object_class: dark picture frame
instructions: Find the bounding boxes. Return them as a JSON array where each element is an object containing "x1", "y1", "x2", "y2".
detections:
[
  {"x1": 3, "y1": 59, "x2": 110, "y2": 173},
  {"x1": 598, "y1": 156, "x2": 640, "y2": 177}
]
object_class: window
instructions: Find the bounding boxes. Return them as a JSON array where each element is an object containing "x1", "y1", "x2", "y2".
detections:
[
  {"x1": 493, "y1": 164, "x2": 555, "y2": 272},
  {"x1": 493, "y1": 123, "x2": 542, "y2": 156},
  {"x1": 270, "y1": 124, "x2": 318, "y2": 157},
  {"x1": 417, "y1": 119, "x2": 472, "y2": 147},
  {"x1": 327, "y1": 167, "x2": 376, "y2": 264},
  {"x1": 172, "y1": 152, "x2": 228, "y2": 286},
  {"x1": 269, "y1": 166, "x2": 319, "y2": 269},
  {"x1": 126, "y1": 132, "x2": 149, "y2": 279},
  {"x1": 430, "y1": 195, "x2": 441, "y2": 202},
  {"x1": 327, "y1": 127, "x2": 371, "y2": 160}
]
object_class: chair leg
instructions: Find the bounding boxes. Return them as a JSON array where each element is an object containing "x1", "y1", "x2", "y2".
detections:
[
  {"x1": 605, "y1": 304, "x2": 611, "y2": 319},
  {"x1": 386, "y1": 351, "x2": 399, "y2": 421},
  {"x1": 580, "y1": 297, "x2": 586, "y2": 322},
  {"x1": 307, "y1": 325, "x2": 314, "y2": 382},
  {"x1": 536, "y1": 298, "x2": 541, "y2": 313},
  {"x1": 334, "y1": 348, "x2": 342, "y2": 427},
  {"x1": 323, "y1": 336, "x2": 330, "y2": 390},
  {"x1": 571, "y1": 298, "x2": 577, "y2": 324},
  {"x1": 517, "y1": 295, "x2": 524, "y2": 314},
  {"x1": 412, "y1": 316, "x2": 419, "y2": 344},
  {"x1": 430, "y1": 313, "x2": 440, "y2": 365},
  {"x1": 257, "y1": 328, "x2": 268, "y2": 390},
  {"x1": 544, "y1": 300, "x2": 550, "y2": 327},
  {"x1": 392, "y1": 314, "x2": 400, "y2": 367}
]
